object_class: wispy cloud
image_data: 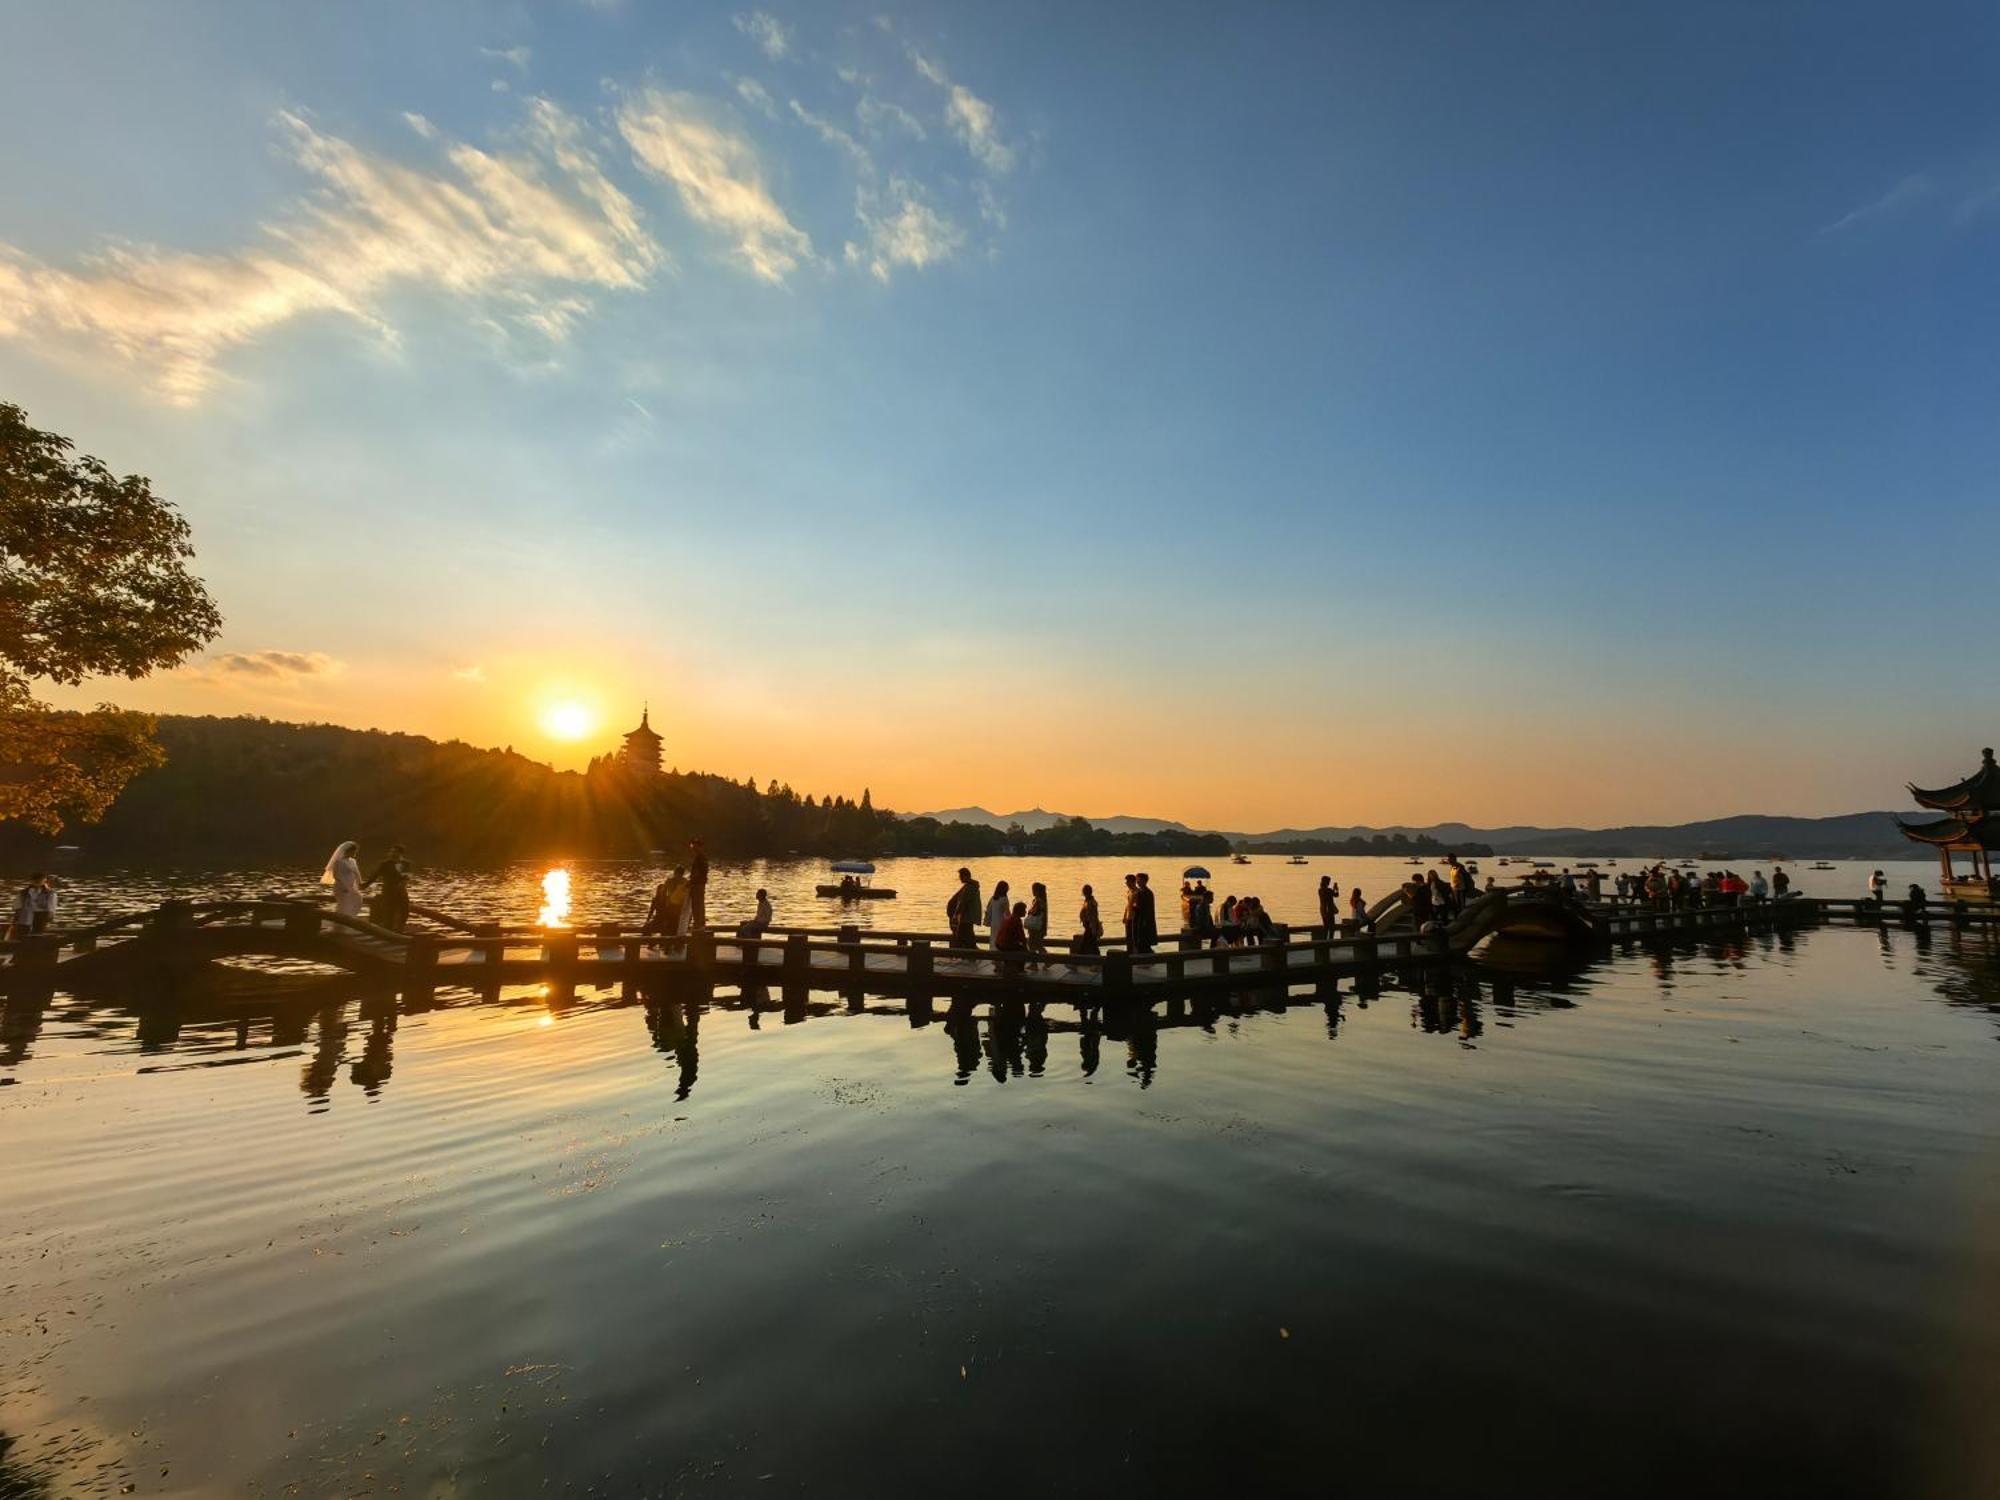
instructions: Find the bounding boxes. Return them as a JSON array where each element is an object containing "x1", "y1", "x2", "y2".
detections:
[
  {"x1": 0, "y1": 100, "x2": 660, "y2": 402},
  {"x1": 205, "y1": 649, "x2": 343, "y2": 680},
  {"x1": 856, "y1": 93, "x2": 926, "y2": 141},
  {"x1": 908, "y1": 47, "x2": 1014, "y2": 175},
  {"x1": 790, "y1": 99, "x2": 871, "y2": 170},
  {"x1": 1820, "y1": 173, "x2": 1933, "y2": 235},
  {"x1": 733, "y1": 10, "x2": 791, "y2": 61},
  {"x1": 733, "y1": 75, "x2": 780, "y2": 119},
  {"x1": 453, "y1": 664, "x2": 487, "y2": 683},
  {"x1": 616, "y1": 88, "x2": 813, "y2": 283},
  {"x1": 481, "y1": 45, "x2": 532, "y2": 73},
  {"x1": 847, "y1": 178, "x2": 964, "y2": 283}
]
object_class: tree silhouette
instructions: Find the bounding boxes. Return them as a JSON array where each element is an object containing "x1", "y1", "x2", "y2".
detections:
[{"x1": 0, "y1": 402, "x2": 222, "y2": 832}]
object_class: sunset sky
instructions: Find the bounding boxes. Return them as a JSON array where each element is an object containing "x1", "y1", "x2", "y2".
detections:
[{"x1": 5, "y1": 2, "x2": 1996, "y2": 830}]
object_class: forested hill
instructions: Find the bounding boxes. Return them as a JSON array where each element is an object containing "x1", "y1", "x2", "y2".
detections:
[{"x1": 6, "y1": 715, "x2": 1230, "y2": 864}]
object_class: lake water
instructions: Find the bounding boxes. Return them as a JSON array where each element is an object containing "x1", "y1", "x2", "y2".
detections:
[{"x1": 2, "y1": 861, "x2": 1995, "y2": 1496}]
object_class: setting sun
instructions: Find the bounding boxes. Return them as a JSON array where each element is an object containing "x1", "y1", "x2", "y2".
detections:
[{"x1": 542, "y1": 701, "x2": 594, "y2": 741}]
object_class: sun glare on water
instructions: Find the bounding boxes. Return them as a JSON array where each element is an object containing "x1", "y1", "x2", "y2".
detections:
[
  {"x1": 538, "y1": 868, "x2": 572, "y2": 928},
  {"x1": 543, "y1": 701, "x2": 594, "y2": 741}
]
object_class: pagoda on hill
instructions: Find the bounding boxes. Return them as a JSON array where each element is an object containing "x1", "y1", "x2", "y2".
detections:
[
  {"x1": 1897, "y1": 746, "x2": 1999, "y2": 901},
  {"x1": 619, "y1": 705, "x2": 664, "y2": 778}
]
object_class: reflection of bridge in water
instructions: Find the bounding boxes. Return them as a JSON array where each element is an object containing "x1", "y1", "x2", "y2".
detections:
[
  {"x1": 2, "y1": 885, "x2": 1879, "y2": 1007},
  {"x1": 14, "y1": 907, "x2": 1991, "y2": 1105}
]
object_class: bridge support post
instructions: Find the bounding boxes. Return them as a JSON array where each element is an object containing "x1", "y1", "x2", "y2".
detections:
[
  {"x1": 782, "y1": 933, "x2": 810, "y2": 988},
  {"x1": 622, "y1": 933, "x2": 644, "y2": 1000},
  {"x1": 404, "y1": 935, "x2": 437, "y2": 1007},
  {"x1": 1263, "y1": 926, "x2": 1288, "y2": 978},
  {"x1": 283, "y1": 903, "x2": 317, "y2": 941},
  {"x1": 1103, "y1": 951, "x2": 1133, "y2": 996},
  {"x1": 908, "y1": 940, "x2": 934, "y2": 987},
  {"x1": 14, "y1": 934, "x2": 58, "y2": 976}
]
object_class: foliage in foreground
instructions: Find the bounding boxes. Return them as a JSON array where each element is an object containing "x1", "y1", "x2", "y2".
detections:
[{"x1": 0, "y1": 402, "x2": 221, "y2": 832}]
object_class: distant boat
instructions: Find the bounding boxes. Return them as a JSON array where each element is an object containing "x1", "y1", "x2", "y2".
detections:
[
  {"x1": 1406, "y1": 856, "x2": 1424, "y2": 865},
  {"x1": 817, "y1": 859, "x2": 897, "y2": 901},
  {"x1": 1231, "y1": 854, "x2": 1252, "y2": 866},
  {"x1": 1809, "y1": 861, "x2": 1836, "y2": 871},
  {"x1": 1286, "y1": 855, "x2": 1308, "y2": 865}
]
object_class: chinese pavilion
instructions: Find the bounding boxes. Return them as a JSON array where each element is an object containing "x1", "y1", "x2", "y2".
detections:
[
  {"x1": 1897, "y1": 746, "x2": 1999, "y2": 900},
  {"x1": 619, "y1": 705, "x2": 664, "y2": 778}
]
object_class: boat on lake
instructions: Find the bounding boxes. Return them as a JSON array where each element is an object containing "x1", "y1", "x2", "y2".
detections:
[
  {"x1": 1286, "y1": 855, "x2": 1308, "y2": 865},
  {"x1": 816, "y1": 860, "x2": 897, "y2": 900}
]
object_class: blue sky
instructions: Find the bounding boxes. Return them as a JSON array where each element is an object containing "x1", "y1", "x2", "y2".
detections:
[{"x1": 3, "y1": 1, "x2": 1995, "y2": 827}]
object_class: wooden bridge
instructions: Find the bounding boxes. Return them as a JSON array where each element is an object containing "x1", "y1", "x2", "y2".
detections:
[{"x1": 0, "y1": 885, "x2": 1918, "y2": 1003}]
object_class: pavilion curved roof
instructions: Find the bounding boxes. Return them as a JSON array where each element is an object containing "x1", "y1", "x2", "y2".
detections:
[
  {"x1": 1908, "y1": 747, "x2": 2000, "y2": 811},
  {"x1": 1896, "y1": 813, "x2": 2000, "y2": 850}
]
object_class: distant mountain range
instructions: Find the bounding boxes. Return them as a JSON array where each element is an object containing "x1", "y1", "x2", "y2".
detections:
[{"x1": 907, "y1": 807, "x2": 1919, "y2": 859}]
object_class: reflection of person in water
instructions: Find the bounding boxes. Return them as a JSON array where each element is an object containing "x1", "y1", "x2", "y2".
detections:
[
  {"x1": 350, "y1": 1005, "x2": 396, "y2": 1094},
  {"x1": 1078, "y1": 1020, "x2": 1102, "y2": 1078},
  {"x1": 1125, "y1": 1016, "x2": 1158, "y2": 1088},
  {"x1": 987, "y1": 999, "x2": 1027, "y2": 1081},
  {"x1": 301, "y1": 1003, "x2": 347, "y2": 1102},
  {"x1": 946, "y1": 998, "x2": 981, "y2": 1084},
  {"x1": 643, "y1": 991, "x2": 702, "y2": 1100}
]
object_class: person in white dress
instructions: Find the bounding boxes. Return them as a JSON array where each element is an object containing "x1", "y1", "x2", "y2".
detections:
[{"x1": 321, "y1": 841, "x2": 365, "y2": 918}]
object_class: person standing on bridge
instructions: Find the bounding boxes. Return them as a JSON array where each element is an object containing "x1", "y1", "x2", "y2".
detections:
[
  {"x1": 1075, "y1": 884, "x2": 1103, "y2": 954},
  {"x1": 1025, "y1": 882, "x2": 1050, "y2": 956},
  {"x1": 365, "y1": 845, "x2": 412, "y2": 931},
  {"x1": 1428, "y1": 869, "x2": 1454, "y2": 919},
  {"x1": 1868, "y1": 869, "x2": 1887, "y2": 904},
  {"x1": 321, "y1": 842, "x2": 365, "y2": 919},
  {"x1": 1318, "y1": 875, "x2": 1338, "y2": 932},
  {"x1": 984, "y1": 880, "x2": 1011, "y2": 950},
  {"x1": 1772, "y1": 867, "x2": 1791, "y2": 898},
  {"x1": 1132, "y1": 873, "x2": 1159, "y2": 954},
  {"x1": 947, "y1": 868, "x2": 981, "y2": 949},
  {"x1": 995, "y1": 900, "x2": 1028, "y2": 975},
  {"x1": 687, "y1": 839, "x2": 709, "y2": 930},
  {"x1": 7, "y1": 873, "x2": 45, "y2": 940}
]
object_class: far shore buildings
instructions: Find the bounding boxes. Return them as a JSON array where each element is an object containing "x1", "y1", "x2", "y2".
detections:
[{"x1": 1898, "y1": 746, "x2": 1999, "y2": 900}]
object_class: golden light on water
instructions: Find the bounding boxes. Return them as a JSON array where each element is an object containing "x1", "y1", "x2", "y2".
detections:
[
  {"x1": 542, "y1": 701, "x2": 594, "y2": 741},
  {"x1": 538, "y1": 867, "x2": 572, "y2": 927}
]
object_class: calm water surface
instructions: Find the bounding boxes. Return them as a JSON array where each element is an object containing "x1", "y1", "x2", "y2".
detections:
[{"x1": 2, "y1": 861, "x2": 1995, "y2": 1497}]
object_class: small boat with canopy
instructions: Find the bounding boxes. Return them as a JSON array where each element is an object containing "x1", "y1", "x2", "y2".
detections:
[{"x1": 817, "y1": 860, "x2": 897, "y2": 901}]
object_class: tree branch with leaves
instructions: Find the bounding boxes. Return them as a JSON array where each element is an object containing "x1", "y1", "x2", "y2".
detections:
[{"x1": 0, "y1": 402, "x2": 221, "y2": 833}]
